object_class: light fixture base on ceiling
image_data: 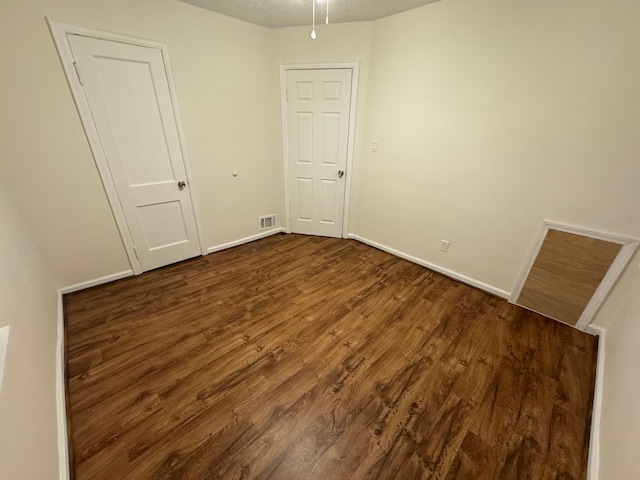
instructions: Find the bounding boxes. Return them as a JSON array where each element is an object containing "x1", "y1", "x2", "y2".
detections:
[{"x1": 310, "y1": 0, "x2": 329, "y2": 40}]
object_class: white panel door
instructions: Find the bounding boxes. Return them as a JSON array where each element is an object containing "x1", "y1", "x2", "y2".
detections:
[
  {"x1": 286, "y1": 69, "x2": 352, "y2": 238},
  {"x1": 67, "y1": 34, "x2": 201, "y2": 272}
]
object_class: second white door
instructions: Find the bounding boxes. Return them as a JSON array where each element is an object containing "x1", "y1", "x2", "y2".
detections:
[{"x1": 286, "y1": 68, "x2": 353, "y2": 238}]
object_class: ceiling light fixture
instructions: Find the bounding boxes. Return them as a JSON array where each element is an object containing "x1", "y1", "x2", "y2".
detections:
[
  {"x1": 311, "y1": 0, "x2": 316, "y2": 39},
  {"x1": 310, "y1": 0, "x2": 329, "y2": 40},
  {"x1": 326, "y1": 0, "x2": 330, "y2": 26}
]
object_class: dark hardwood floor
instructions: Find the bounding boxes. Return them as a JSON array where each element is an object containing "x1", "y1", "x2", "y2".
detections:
[{"x1": 63, "y1": 234, "x2": 598, "y2": 479}]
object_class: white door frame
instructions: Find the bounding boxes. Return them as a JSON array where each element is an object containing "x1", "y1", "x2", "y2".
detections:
[
  {"x1": 47, "y1": 19, "x2": 207, "y2": 275},
  {"x1": 280, "y1": 62, "x2": 360, "y2": 238}
]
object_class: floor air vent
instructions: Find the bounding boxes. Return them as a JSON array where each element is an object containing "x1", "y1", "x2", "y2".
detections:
[{"x1": 259, "y1": 215, "x2": 277, "y2": 230}]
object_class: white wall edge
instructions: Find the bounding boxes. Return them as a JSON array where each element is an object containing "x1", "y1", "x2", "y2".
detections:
[
  {"x1": 56, "y1": 293, "x2": 70, "y2": 480},
  {"x1": 60, "y1": 270, "x2": 134, "y2": 294},
  {"x1": 207, "y1": 228, "x2": 286, "y2": 254},
  {"x1": 347, "y1": 234, "x2": 511, "y2": 299},
  {"x1": 585, "y1": 323, "x2": 605, "y2": 480}
]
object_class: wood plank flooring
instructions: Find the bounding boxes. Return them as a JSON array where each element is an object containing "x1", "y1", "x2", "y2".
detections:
[{"x1": 63, "y1": 234, "x2": 598, "y2": 480}]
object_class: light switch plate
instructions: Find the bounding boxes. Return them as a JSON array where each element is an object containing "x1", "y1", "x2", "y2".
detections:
[{"x1": 0, "y1": 325, "x2": 10, "y2": 396}]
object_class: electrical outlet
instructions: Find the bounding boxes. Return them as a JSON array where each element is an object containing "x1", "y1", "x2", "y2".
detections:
[
  {"x1": 440, "y1": 240, "x2": 450, "y2": 253},
  {"x1": 372, "y1": 141, "x2": 379, "y2": 152}
]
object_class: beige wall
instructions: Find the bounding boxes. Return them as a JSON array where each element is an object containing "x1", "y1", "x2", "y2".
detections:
[
  {"x1": 355, "y1": 0, "x2": 640, "y2": 292},
  {"x1": 595, "y1": 250, "x2": 640, "y2": 478},
  {"x1": 0, "y1": 0, "x2": 284, "y2": 288},
  {"x1": 0, "y1": 182, "x2": 60, "y2": 479},
  {"x1": 273, "y1": 22, "x2": 373, "y2": 232}
]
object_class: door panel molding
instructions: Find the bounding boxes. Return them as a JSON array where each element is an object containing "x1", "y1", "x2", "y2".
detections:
[
  {"x1": 48, "y1": 19, "x2": 206, "y2": 274},
  {"x1": 280, "y1": 62, "x2": 360, "y2": 238}
]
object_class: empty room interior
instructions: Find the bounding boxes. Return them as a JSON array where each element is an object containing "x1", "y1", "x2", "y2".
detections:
[{"x1": 1, "y1": 0, "x2": 639, "y2": 478}]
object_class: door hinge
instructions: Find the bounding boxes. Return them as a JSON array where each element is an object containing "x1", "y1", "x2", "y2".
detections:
[
  {"x1": 133, "y1": 246, "x2": 140, "y2": 260},
  {"x1": 285, "y1": 89, "x2": 288, "y2": 102},
  {"x1": 73, "y1": 62, "x2": 83, "y2": 86}
]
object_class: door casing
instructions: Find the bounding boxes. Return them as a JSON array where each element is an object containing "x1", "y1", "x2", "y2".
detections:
[
  {"x1": 280, "y1": 62, "x2": 360, "y2": 238},
  {"x1": 48, "y1": 19, "x2": 206, "y2": 275}
]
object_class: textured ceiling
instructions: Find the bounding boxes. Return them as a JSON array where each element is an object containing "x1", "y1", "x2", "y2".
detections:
[{"x1": 179, "y1": 0, "x2": 441, "y2": 29}]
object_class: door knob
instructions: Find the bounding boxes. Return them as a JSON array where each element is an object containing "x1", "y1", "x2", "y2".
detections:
[
  {"x1": 177, "y1": 180, "x2": 186, "y2": 190},
  {"x1": 338, "y1": 170, "x2": 345, "y2": 178}
]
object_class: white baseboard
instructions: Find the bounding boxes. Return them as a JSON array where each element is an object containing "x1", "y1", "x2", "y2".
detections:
[
  {"x1": 207, "y1": 228, "x2": 286, "y2": 254},
  {"x1": 585, "y1": 323, "x2": 605, "y2": 480},
  {"x1": 60, "y1": 270, "x2": 134, "y2": 294},
  {"x1": 61, "y1": 230, "x2": 286, "y2": 294},
  {"x1": 346, "y1": 234, "x2": 511, "y2": 299},
  {"x1": 56, "y1": 293, "x2": 70, "y2": 480}
]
